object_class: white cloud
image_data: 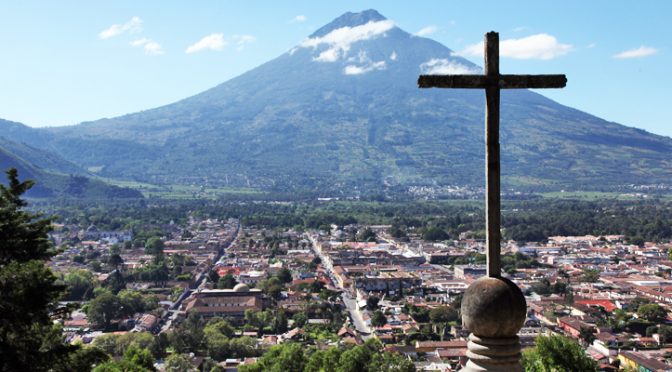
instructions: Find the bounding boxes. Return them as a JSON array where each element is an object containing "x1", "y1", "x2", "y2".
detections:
[
  {"x1": 342, "y1": 50, "x2": 386, "y2": 75},
  {"x1": 460, "y1": 33, "x2": 572, "y2": 60},
  {"x1": 233, "y1": 34, "x2": 255, "y2": 51},
  {"x1": 293, "y1": 15, "x2": 306, "y2": 22},
  {"x1": 300, "y1": 20, "x2": 395, "y2": 62},
  {"x1": 186, "y1": 33, "x2": 227, "y2": 54},
  {"x1": 130, "y1": 38, "x2": 164, "y2": 55},
  {"x1": 587, "y1": 43, "x2": 596, "y2": 49},
  {"x1": 419, "y1": 58, "x2": 481, "y2": 75},
  {"x1": 99, "y1": 17, "x2": 142, "y2": 39},
  {"x1": 344, "y1": 60, "x2": 386, "y2": 75},
  {"x1": 415, "y1": 25, "x2": 438, "y2": 37},
  {"x1": 390, "y1": 51, "x2": 397, "y2": 61},
  {"x1": 513, "y1": 26, "x2": 528, "y2": 33},
  {"x1": 613, "y1": 46, "x2": 658, "y2": 59}
]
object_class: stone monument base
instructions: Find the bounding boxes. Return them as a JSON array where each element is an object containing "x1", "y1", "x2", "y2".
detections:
[{"x1": 462, "y1": 334, "x2": 523, "y2": 372}]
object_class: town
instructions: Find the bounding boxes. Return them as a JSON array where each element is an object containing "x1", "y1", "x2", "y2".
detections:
[{"x1": 46, "y1": 209, "x2": 672, "y2": 371}]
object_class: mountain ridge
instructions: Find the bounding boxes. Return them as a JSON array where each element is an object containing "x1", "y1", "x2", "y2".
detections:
[{"x1": 1, "y1": 10, "x2": 670, "y2": 196}]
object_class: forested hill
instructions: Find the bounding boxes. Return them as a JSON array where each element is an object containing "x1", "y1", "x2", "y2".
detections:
[{"x1": 0, "y1": 134, "x2": 142, "y2": 199}]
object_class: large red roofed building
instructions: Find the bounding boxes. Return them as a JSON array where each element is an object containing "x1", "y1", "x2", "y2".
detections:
[{"x1": 183, "y1": 284, "x2": 264, "y2": 323}]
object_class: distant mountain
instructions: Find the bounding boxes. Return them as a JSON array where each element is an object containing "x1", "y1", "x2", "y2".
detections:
[
  {"x1": 0, "y1": 133, "x2": 142, "y2": 198},
  {"x1": 2, "y1": 10, "x2": 671, "y2": 196}
]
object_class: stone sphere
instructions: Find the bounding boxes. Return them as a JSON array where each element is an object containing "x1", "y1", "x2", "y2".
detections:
[{"x1": 461, "y1": 276, "x2": 527, "y2": 338}]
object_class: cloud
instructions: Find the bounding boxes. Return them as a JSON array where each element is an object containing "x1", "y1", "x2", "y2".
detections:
[
  {"x1": 130, "y1": 38, "x2": 164, "y2": 55},
  {"x1": 293, "y1": 15, "x2": 306, "y2": 22},
  {"x1": 460, "y1": 33, "x2": 572, "y2": 60},
  {"x1": 513, "y1": 26, "x2": 528, "y2": 33},
  {"x1": 342, "y1": 50, "x2": 386, "y2": 75},
  {"x1": 587, "y1": 43, "x2": 596, "y2": 49},
  {"x1": 233, "y1": 34, "x2": 255, "y2": 51},
  {"x1": 344, "y1": 60, "x2": 386, "y2": 75},
  {"x1": 613, "y1": 46, "x2": 658, "y2": 59},
  {"x1": 390, "y1": 51, "x2": 397, "y2": 61},
  {"x1": 99, "y1": 17, "x2": 142, "y2": 39},
  {"x1": 415, "y1": 25, "x2": 438, "y2": 37},
  {"x1": 186, "y1": 33, "x2": 227, "y2": 54},
  {"x1": 300, "y1": 20, "x2": 395, "y2": 62},
  {"x1": 420, "y1": 58, "x2": 481, "y2": 75}
]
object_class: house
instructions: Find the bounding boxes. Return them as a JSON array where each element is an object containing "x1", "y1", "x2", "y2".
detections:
[
  {"x1": 557, "y1": 316, "x2": 592, "y2": 339},
  {"x1": 618, "y1": 351, "x2": 671, "y2": 372}
]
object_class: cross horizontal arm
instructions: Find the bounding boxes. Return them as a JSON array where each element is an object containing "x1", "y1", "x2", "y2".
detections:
[{"x1": 418, "y1": 74, "x2": 567, "y2": 89}]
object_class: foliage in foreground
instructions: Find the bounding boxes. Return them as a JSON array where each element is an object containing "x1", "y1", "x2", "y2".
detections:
[
  {"x1": 522, "y1": 334, "x2": 598, "y2": 372},
  {"x1": 0, "y1": 169, "x2": 109, "y2": 371},
  {"x1": 239, "y1": 339, "x2": 415, "y2": 372}
]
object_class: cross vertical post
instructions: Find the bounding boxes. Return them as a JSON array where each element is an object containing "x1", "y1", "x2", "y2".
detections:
[
  {"x1": 418, "y1": 31, "x2": 566, "y2": 371},
  {"x1": 484, "y1": 32, "x2": 501, "y2": 277}
]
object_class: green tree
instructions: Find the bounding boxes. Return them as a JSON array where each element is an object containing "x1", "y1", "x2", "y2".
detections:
[
  {"x1": 144, "y1": 237, "x2": 164, "y2": 259},
  {"x1": 581, "y1": 268, "x2": 600, "y2": 283},
  {"x1": 579, "y1": 327, "x2": 596, "y2": 345},
  {"x1": 366, "y1": 296, "x2": 380, "y2": 310},
  {"x1": 272, "y1": 310, "x2": 289, "y2": 334},
  {"x1": 293, "y1": 312, "x2": 308, "y2": 328},
  {"x1": 123, "y1": 344, "x2": 155, "y2": 371},
  {"x1": 55, "y1": 346, "x2": 110, "y2": 372},
  {"x1": 0, "y1": 168, "x2": 78, "y2": 371},
  {"x1": 239, "y1": 343, "x2": 307, "y2": 372},
  {"x1": 63, "y1": 269, "x2": 97, "y2": 300},
  {"x1": 371, "y1": 310, "x2": 387, "y2": 327},
  {"x1": 357, "y1": 228, "x2": 377, "y2": 242},
  {"x1": 86, "y1": 291, "x2": 123, "y2": 329},
  {"x1": 637, "y1": 303, "x2": 668, "y2": 322},
  {"x1": 422, "y1": 226, "x2": 449, "y2": 241},
  {"x1": 259, "y1": 276, "x2": 284, "y2": 300},
  {"x1": 217, "y1": 273, "x2": 237, "y2": 289},
  {"x1": 277, "y1": 267, "x2": 293, "y2": 283},
  {"x1": 522, "y1": 334, "x2": 598, "y2": 372},
  {"x1": 165, "y1": 353, "x2": 195, "y2": 372}
]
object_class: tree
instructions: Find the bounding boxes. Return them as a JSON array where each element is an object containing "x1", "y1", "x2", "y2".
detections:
[
  {"x1": 422, "y1": 226, "x2": 449, "y2": 241},
  {"x1": 92, "y1": 344, "x2": 155, "y2": 372},
  {"x1": 259, "y1": 276, "x2": 284, "y2": 300},
  {"x1": 357, "y1": 228, "x2": 377, "y2": 242},
  {"x1": 637, "y1": 303, "x2": 668, "y2": 322},
  {"x1": 165, "y1": 353, "x2": 195, "y2": 372},
  {"x1": 108, "y1": 253, "x2": 124, "y2": 270},
  {"x1": 0, "y1": 168, "x2": 78, "y2": 371},
  {"x1": 579, "y1": 327, "x2": 596, "y2": 345},
  {"x1": 86, "y1": 291, "x2": 123, "y2": 329},
  {"x1": 63, "y1": 269, "x2": 97, "y2": 301},
  {"x1": 217, "y1": 273, "x2": 238, "y2": 289},
  {"x1": 430, "y1": 306, "x2": 458, "y2": 323},
  {"x1": 277, "y1": 267, "x2": 293, "y2": 284},
  {"x1": 371, "y1": 310, "x2": 387, "y2": 327},
  {"x1": 366, "y1": 296, "x2": 380, "y2": 310},
  {"x1": 272, "y1": 310, "x2": 289, "y2": 334},
  {"x1": 522, "y1": 334, "x2": 598, "y2": 372},
  {"x1": 293, "y1": 312, "x2": 308, "y2": 328},
  {"x1": 55, "y1": 346, "x2": 110, "y2": 372},
  {"x1": 581, "y1": 268, "x2": 600, "y2": 283},
  {"x1": 144, "y1": 237, "x2": 164, "y2": 258},
  {"x1": 123, "y1": 345, "x2": 155, "y2": 371},
  {"x1": 238, "y1": 343, "x2": 307, "y2": 372}
]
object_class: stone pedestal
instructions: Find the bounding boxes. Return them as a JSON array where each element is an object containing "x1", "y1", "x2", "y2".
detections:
[{"x1": 460, "y1": 276, "x2": 527, "y2": 372}]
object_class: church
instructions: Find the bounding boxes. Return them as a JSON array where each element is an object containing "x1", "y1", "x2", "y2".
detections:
[{"x1": 183, "y1": 283, "x2": 265, "y2": 323}]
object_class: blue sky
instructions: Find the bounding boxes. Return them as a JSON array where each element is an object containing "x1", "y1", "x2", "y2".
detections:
[{"x1": 0, "y1": 1, "x2": 670, "y2": 137}]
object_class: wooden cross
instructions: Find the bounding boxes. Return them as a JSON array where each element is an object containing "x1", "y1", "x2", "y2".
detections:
[{"x1": 418, "y1": 31, "x2": 566, "y2": 277}]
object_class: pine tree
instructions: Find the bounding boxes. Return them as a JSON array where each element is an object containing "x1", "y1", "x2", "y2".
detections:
[{"x1": 0, "y1": 169, "x2": 95, "y2": 371}]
